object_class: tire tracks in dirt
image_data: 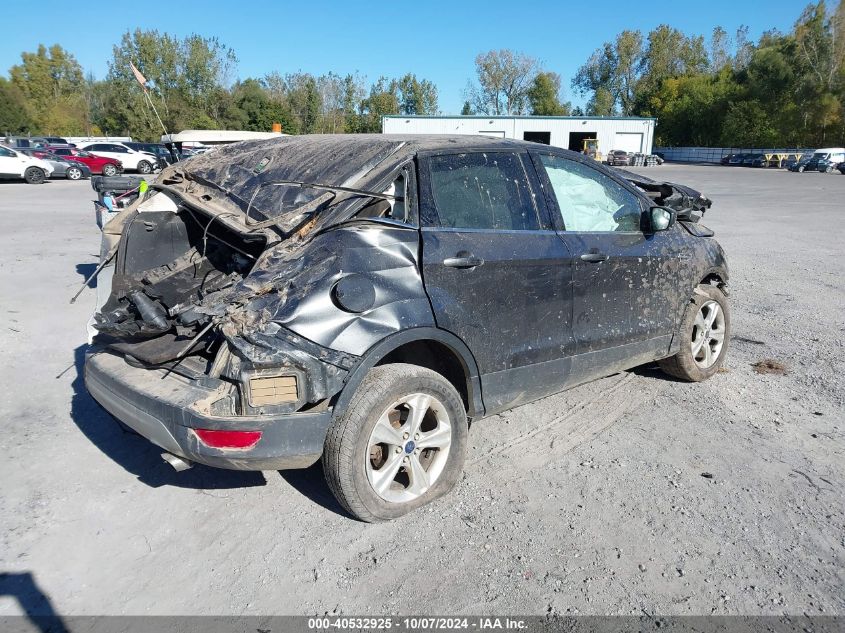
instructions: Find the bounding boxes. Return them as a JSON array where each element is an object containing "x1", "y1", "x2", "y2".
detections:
[{"x1": 467, "y1": 372, "x2": 646, "y2": 477}]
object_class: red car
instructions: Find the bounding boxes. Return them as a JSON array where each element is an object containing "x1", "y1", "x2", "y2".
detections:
[{"x1": 47, "y1": 146, "x2": 122, "y2": 176}]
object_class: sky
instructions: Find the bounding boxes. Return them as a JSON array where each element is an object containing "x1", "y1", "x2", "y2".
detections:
[{"x1": 0, "y1": 0, "x2": 806, "y2": 113}]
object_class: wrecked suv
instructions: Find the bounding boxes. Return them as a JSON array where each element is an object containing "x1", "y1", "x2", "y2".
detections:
[{"x1": 84, "y1": 135, "x2": 729, "y2": 522}]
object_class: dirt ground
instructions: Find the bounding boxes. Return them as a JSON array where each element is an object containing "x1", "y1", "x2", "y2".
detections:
[{"x1": 0, "y1": 165, "x2": 842, "y2": 617}]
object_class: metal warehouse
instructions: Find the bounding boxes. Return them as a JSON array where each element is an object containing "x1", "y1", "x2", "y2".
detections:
[{"x1": 382, "y1": 115, "x2": 656, "y2": 158}]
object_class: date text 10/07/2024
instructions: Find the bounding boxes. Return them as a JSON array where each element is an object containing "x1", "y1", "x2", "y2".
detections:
[{"x1": 307, "y1": 617, "x2": 528, "y2": 630}]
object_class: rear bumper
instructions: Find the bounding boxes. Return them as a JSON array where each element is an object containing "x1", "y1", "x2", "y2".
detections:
[{"x1": 84, "y1": 351, "x2": 332, "y2": 471}]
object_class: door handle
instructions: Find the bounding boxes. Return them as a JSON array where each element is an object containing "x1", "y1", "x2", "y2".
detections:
[
  {"x1": 443, "y1": 253, "x2": 484, "y2": 268},
  {"x1": 580, "y1": 252, "x2": 608, "y2": 263}
]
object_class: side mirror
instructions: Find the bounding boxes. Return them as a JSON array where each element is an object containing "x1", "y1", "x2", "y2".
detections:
[{"x1": 649, "y1": 206, "x2": 676, "y2": 232}]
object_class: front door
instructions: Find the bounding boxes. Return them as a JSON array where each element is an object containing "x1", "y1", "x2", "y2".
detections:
[
  {"x1": 531, "y1": 152, "x2": 684, "y2": 381},
  {"x1": 418, "y1": 150, "x2": 575, "y2": 414},
  {"x1": 0, "y1": 146, "x2": 21, "y2": 176}
]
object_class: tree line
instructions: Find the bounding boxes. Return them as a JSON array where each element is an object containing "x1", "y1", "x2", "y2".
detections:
[{"x1": 1, "y1": 1, "x2": 842, "y2": 147}]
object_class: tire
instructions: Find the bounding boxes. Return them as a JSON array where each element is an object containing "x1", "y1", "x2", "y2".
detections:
[
  {"x1": 825, "y1": 166, "x2": 834, "y2": 174},
  {"x1": 323, "y1": 363, "x2": 468, "y2": 522},
  {"x1": 798, "y1": 165, "x2": 805, "y2": 173},
  {"x1": 102, "y1": 164, "x2": 118, "y2": 177},
  {"x1": 24, "y1": 167, "x2": 46, "y2": 184},
  {"x1": 659, "y1": 284, "x2": 730, "y2": 382},
  {"x1": 66, "y1": 166, "x2": 83, "y2": 181},
  {"x1": 136, "y1": 160, "x2": 152, "y2": 174}
]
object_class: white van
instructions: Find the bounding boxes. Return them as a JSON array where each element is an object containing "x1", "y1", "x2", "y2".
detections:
[{"x1": 808, "y1": 147, "x2": 845, "y2": 173}]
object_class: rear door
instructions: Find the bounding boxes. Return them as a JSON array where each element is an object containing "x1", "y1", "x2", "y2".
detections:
[
  {"x1": 418, "y1": 150, "x2": 575, "y2": 413},
  {"x1": 530, "y1": 152, "x2": 685, "y2": 380}
]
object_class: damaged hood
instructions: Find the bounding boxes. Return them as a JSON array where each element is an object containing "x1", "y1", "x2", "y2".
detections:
[{"x1": 615, "y1": 169, "x2": 712, "y2": 221}]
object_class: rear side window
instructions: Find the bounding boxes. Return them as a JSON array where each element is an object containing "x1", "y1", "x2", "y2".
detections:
[
  {"x1": 427, "y1": 152, "x2": 539, "y2": 230},
  {"x1": 537, "y1": 154, "x2": 642, "y2": 232}
]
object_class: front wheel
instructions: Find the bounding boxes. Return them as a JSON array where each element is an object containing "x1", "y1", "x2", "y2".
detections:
[
  {"x1": 658, "y1": 284, "x2": 730, "y2": 382},
  {"x1": 24, "y1": 167, "x2": 46, "y2": 184},
  {"x1": 66, "y1": 166, "x2": 83, "y2": 180},
  {"x1": 323, "y1": 364, "x2": 468, "y2": 522},
  {"x1": 101, "y1": 164, "x2": 118, "y2": 177},
  {"x1": 136, "y1": 160, "x2": 152, "y2": 174}
]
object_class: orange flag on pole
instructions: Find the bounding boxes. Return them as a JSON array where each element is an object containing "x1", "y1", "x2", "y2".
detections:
[{"x1": 129, "y1": 62, "x2": 147, "y2": 92}]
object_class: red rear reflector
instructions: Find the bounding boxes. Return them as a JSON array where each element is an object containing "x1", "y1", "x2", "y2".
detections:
[{"x1": 194, "y1": 429, "x2": 262, "y2": 449}]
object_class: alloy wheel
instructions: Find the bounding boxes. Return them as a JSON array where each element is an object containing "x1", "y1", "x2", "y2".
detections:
[
  {"x1": 365, "y1": 393, "x2": 452, "y2": 504},
  {"x1": 691, "y1": 300, "x2": 726, "y2": 368}
]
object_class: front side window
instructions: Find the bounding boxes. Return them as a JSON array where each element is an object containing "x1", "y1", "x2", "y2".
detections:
[
  {"x1": 428, "y1": 152, "x2": 538, "y2": 230},
  {"x1": 538, "y1": 154, "x2": 642, "y2": 232}
]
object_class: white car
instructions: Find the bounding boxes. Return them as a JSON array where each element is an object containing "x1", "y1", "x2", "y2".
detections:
[
  {"x1": 0, "y1": 145, "x2": 54, "y2": 183},
  {"x1": 76, "y1": 142, "x2": 158, "y2": 174}
]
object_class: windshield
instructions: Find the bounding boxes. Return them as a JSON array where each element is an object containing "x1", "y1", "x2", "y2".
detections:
[{"x1": 812, "y1": 152, "x2": 828, "y2": 159}]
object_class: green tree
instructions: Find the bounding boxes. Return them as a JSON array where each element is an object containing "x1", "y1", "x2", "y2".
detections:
[
  {"x1": 468, "y1": 49, "x2": 539, "y2": 114},
  {"x1": 9, "y1": 44, "x2": 86, "y2": 133},
  {"x1": 526, "y1": 72, "x2": 571, "y2": 115},
  {"x1": 0, "y1": 77, "x2": 32, "y2": 134},
  {"x1": 572, "y1": 30, "x2": 643, "y2": 115},
  {"x1": 358, "y1": 77, "x2": 400, "y2": 132},
  {"x1": 396, "y1": 73, "x2": 438, "y2": 114}
]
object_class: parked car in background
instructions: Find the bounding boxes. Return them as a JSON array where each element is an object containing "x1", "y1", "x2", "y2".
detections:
[
  {"x1": 0, "y1": 144, "x2": 54, "y2": 183},
  {"x1": 606, "y1": 150, "x2": 632, "y2": 166},
  {"x1": 786, "y1": 155, "x2": 813, "y2": 172},
  {"x1": 727, "y1": 153, "x2": 748, "y2": 166},
  {"x1": 123, "y1": 142, "x2": 174, "y2": 168},
  {"x1": 720, "y1": 154, "x2": 738, "y2": 165},
  {"x1": 808, "y1": 148, "x2": 845, "y2": 173},
  {"x1": 749, "y1": 154, "x2": 770, "y2": 168},
  {"x1": 49, "y1": 146, "x2": 123, "y2": 176},
  {"x1": 18, "y1": 149, "x2": 90, "y2": 180},
  {"x1": 836, "y1": 162, "x2": 845, "y2": 175},
  {"x1": 84, "y1": 134, "x2": 729, "y2": 522},
  {"x1": 76, "y1": 141, "x2": 157, "y2": 174},
  {"x1": 2, "y1": 136, "x2": 49, "y2": 149},
  {"x1": 38, "y1": 136, "x2": 73, "y2": 146}
]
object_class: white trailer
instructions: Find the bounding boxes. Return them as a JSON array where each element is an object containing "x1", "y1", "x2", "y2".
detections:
[{"x1": 382, "y1": 115, "x2": 656, "y2": 158}]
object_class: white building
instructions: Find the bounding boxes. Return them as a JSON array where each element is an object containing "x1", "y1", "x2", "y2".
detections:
[{"x1": 382, "y1": 115, "x2": 656, "y2": 157}]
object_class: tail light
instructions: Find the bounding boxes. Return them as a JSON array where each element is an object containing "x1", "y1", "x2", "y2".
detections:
[{"x1": 194, "y1": 429, "x2": 262, "y2": 449}]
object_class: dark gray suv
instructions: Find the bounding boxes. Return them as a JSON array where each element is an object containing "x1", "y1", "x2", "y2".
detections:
[{"x1": 84, "y1": 135, "x2": 729, "y2": 521}]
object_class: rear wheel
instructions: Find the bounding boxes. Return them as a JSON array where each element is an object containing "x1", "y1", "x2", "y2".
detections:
[
  {"x1": 102, "y1": 164, "x2": 118, "y2": 177},
  {"x1": 24, "y1": 167, "x2": 46, "y2": 184},
  {"x1": 323, "y1": 364, "x2": 468, "y2": 522},
  {"x1": 136, "y1": 160, "x2": 152, "y2": 174},
  {"x1": 66, "y1": 166, "x2": 83, "y2": 180},
  {"x1": 658, "y1": 284, "x2": 730, "y2": 382}
]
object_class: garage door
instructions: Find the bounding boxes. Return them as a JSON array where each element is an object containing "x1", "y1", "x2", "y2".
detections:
[{"x1": 613, "y1": 132, "x2": 643, "y2": 153}]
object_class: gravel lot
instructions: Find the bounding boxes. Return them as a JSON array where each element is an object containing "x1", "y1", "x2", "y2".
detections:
[{"x1": 0, "y1": 165, "x2": 843, "y2": 617}]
